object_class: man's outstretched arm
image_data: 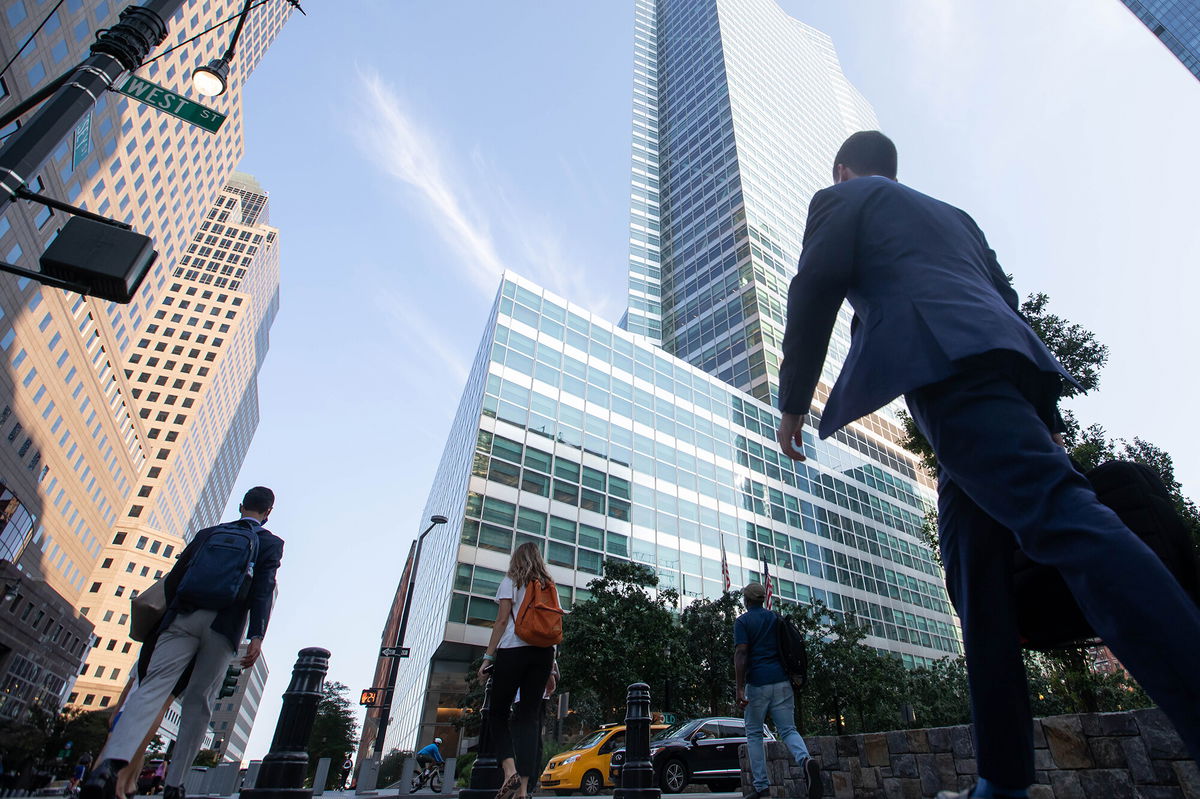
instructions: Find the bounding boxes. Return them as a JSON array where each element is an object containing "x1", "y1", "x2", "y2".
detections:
[{"x1": 777, "y1": 187, "x2": 856, "y2": 458}]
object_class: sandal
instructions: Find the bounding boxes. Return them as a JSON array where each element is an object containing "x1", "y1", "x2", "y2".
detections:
[{"x1": 496, "y1": 773, "x2": 522, "y2": 799}]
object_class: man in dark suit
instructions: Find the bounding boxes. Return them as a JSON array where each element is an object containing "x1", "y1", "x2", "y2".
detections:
[
  {"x1": 86, "y1": 486, "x2": 284, "y2": 799},
  {"x1": 775, "y1": 131, "x2": 1200, "y2": 798}
]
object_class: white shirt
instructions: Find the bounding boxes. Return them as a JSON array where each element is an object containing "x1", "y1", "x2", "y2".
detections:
[{"x1": 495, "y1": 576, "x2": 531, "y2": 649}]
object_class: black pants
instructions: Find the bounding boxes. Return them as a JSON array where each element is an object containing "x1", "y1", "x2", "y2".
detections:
[{"x1": 487, "y1": 646, "x2": 554, "y2": 779}]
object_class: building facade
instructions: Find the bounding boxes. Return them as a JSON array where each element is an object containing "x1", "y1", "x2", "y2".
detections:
[
  {"x1": 0, "y1": 0, "x2": 291, "y2": 618},
  {"x1": 208, "y1": 641, "x2": 269, "y2": 765},
  {"x1": 1120, "y1": 0, "x2": 1200, "y2": 80},
  {"x1": 70, "y1": 174, "x2": 281, "y2": 710},
  {"x1": 380, "y1": 0, "x2": 957, "y2": 756}
]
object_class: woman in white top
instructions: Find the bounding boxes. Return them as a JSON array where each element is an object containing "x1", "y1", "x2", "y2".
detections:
[{"x1": 478, "y1": 542, "x2": 557, "y2": 799}]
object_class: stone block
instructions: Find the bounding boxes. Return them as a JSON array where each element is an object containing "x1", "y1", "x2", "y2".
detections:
[
  {"x1": 1089, "y1": 736, "x2": 1128, "y2": 769},
  {"x1": 891, "y1": 753, "x2": 918, "y2": 779},
  {"x1": 1098, "y1": 711, "x2": 1140, "y2": 736},
  {"x1": 905, "y1": 729, "x2": 930, "y2": 754},
  {"x1": 917, "y1": 754, "x2": 945, "y2": 796},
  {"x1": 956, "y1": 758, "x2": 977, "y2": 775},
  {"x1": 864, "y1": 734, "x2": 890, "y2": 767},
  {"x1": 1155, "y1": 760, "x2": 1182, "y2": 784},
  {"x1": 899, "y1": 778, "x2": 924, "y2": 799},
  {"x1": 1079, "y1": 769, "x2": 1135, "y2": 796},
  {"x1": 887, "y1": 731, "x2": 909, "y2": 754},
  {"x1": 1034, "y1": 747, "x2": 1056, "y2": 770},
  {"x1": 860, "y1": 767, "x2": 880, "y2": 790},
  {"x1": 835, "y1": 734, "x2": 860, "y2": 758},
  {"x1": 1049, "y1": 770, "x2": 1086, "y2": 799},
  {"x1": 1174, "y1": 760, "x2": 1200, "y2": 799},
  {"x1": 1032, "y1": 719, "x2": 1047, "y2": 748},
  {"x1": 1133, "y1": 707, "x2": 1191, "y2": 759},
  {"x1": 1135, "y1": 788, "x2": 1185, "y2": 799},
  {"x1": 1028, "y1": 785, "x2": 1055, "y2": 799},
  {"x1": 950, "y1": 725, "x2": 974, "y2": 759},
  {"x1": 927, "y1": 726, "x2": 953, "y2": 753},
  {"x1": 830, "y1": 770, "x2": 853, "y2": 799},
  {"x1": 1122, "y1": 736, "x2": 1155, "y2": 784},
  {"x1": 1079, "y1": 712, "x2": 1103, "y2": 737},
  {"x1": 1043, "y1": 715, "x2": 1094, "y2": 769}
]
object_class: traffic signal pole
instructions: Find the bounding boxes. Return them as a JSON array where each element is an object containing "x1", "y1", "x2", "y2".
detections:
[{"x1": 0, "y1": 0, "x2": 188, "y2": 215}]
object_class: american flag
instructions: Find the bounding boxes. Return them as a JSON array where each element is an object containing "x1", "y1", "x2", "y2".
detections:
[
  {"x1": 763, "y1": 560, "x2": 774, "y2": 610},
  {"x1": 720, "y1": 537, "x2": 731, "y2": 592}
]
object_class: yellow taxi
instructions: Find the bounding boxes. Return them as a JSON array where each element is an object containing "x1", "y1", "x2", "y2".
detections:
[{"x1": 540, "y1": 723, "x2": 667, "y2": 796}]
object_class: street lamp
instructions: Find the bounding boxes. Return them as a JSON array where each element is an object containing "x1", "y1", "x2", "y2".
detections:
[
  {"x1": 192, "y1": 0, "x2": 305, "y2": 97},
  {"x1": 372, "y1": 514, "x2": 449, "y2": 758}
]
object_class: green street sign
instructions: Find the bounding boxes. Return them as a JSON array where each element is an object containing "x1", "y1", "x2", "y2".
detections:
[
  {"x1": 72, "y1": 112, "x2": 91, "y2": 169},
  {"x1": 114, "y1": 76, "x2": 226, "y2": 134}
]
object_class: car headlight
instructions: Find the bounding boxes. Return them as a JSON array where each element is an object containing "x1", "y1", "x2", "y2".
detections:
[
  {"x1": 648, "y1": 746, "x2": 662, "y2": 756},
  {"x1": 563, "y1": 755, "x2": 580, "y2": 765}
]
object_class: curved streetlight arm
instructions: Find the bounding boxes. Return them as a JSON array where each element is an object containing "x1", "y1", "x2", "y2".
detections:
[{"x1": 218, "y1": 0, "x2": 255, "y2": 62}]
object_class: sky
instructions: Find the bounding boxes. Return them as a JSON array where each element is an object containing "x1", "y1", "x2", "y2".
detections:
[{"x1": 215, "y1": 0, "x2": 1200, "y2": 761}]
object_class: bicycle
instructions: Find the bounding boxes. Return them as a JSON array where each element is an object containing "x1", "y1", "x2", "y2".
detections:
[{"x1": 410, "y1": 762, "x2": 444, "y2": 793}]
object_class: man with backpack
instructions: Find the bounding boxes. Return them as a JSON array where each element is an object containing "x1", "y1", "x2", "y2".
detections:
[
  {"x1": 84, "y1": 487, "x2": 284, "y2": 799},
  {"x1": 734, "y1": 583, "x2": 820, "y2": 799}
]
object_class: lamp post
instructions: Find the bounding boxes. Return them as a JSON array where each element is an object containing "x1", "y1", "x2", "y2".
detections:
[
  {"x1": 193, "y1": 0, "x2": 304, "y2": 97},
  {"x1": 371, "y1": 514, "x2": 448, "y2": 758}
]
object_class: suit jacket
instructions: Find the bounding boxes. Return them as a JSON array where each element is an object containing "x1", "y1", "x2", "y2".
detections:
[
  {"x1": 162, "y1": 518, "x2": 284, "y2": 651},
  {"x1": 778, "y1": 176, "x2": 1080, "y2": 438}
]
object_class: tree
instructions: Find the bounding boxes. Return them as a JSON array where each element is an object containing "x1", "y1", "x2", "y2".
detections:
[
  {"x1": 557, "y1": 560, "x2": 684, "y2": 725},
  {"x1": 378, "y1": 749, "x2": 414, "y2": 788},
  {"x1": 193, "y1": 749, "x2": 220, "y2": 767},
  {"x1": 307, "y1": 682, "x2": 359, "y2": 790},
  {"x1": 675, "y1": 592, "x2": 742, "y2": 717},
  {"x1": 45, "y1": 708, "x2": 112, "y2": 764}
]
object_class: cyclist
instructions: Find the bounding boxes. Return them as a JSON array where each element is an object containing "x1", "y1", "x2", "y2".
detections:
[{"x1": 415, "y1": 738, "x2": 445, "y2": 784}]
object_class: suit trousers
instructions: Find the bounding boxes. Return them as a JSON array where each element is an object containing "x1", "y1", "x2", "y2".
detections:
[
  {"x1": 906, "y1": 357, "x2": 1200, "y2": 787},
  {"x1": 100, "y1": 610, "x2": 236, "y2": 784}
]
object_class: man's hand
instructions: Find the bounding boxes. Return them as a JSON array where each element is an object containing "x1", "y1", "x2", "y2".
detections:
[
  {"x1": 736, "y1": 687, "x2": 748, "y2": 709},
  {"x1": 544, "y1": 669, "x2": 557, "y2": 698},
  {"x1": 241, "y1": 637, "x2": 262, "y2": 668},
  {"x1": 776, "y1": 413, "x2": 808, "y2": 461},
  {"x1": 477, "y1": 659, "x2": 494, "y2": 681}
]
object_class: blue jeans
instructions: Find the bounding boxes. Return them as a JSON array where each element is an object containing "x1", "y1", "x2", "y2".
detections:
[{"x1": 744, "y1": 680, "x2": 810, "y2": 791}]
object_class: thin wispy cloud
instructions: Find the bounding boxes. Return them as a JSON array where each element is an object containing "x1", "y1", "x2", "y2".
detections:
[
  {"x1": 349, "y1": 67, "x2": 611, "y2": 318},
  {"x1": 374, "y1": 280, "x2": 471, "y2": 386}
]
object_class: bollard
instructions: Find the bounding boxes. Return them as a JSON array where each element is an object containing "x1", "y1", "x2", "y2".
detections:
[
  {"x1": 240, "y1": 647, "x2": 331, "y2": 799},
  {"x1": 311, "y1": 759, "x2": 331, "y2": 796},
  {"x1": 459, "y1": 674, "x2": 501, "y2": 799},
  {"x1": 244, "y1": 762, "x2": 263, "y2": 790},
  {"x1": 394, "y1": 757, "x2": 418, "y2": 795},
  {"x1": 354, "y1": 756, "x2": 379, "y2": 795},
  {"x1": 440, "y1": 758, "x2": 456, "y2": 794},
  {"x1": 613, "y1": 683, "x2": 660, "y2": 799}
]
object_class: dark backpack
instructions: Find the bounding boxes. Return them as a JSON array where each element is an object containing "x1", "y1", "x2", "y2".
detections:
[
  {"x1": 774, "y1": 612, "x2": 809, "y2": 688},
  {"x1": 176, "y1": 520, "x2": 260, "y2": 610},
  {"x1": 1014, "y1": 460, "x2": 1200, "y2": 650}
]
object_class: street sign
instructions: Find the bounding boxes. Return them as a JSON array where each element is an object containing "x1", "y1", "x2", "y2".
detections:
[
  {"x1": 379, "y1": 646, "x2": 410, "y2": 658},
  {"x1": 359, "y1": 689, "x2": 381, "y2": 707},
  {"x1": 71, "y1": 113, "x2": 91, "y2": 170},
  {"x1": 114, "y1": 75, "x2": 227, "y2": 134}
]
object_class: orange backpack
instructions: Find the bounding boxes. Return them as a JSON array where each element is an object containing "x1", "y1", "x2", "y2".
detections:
[{"x1": 514, "y1": 579, "x2": 565, "y2": 646}]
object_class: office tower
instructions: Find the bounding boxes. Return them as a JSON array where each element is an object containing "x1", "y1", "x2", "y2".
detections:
[
  {"x1": 0, "y1": 0, "x2": 291, "y2": 619},
  {"x1": 69, "y1": 174, "x2": 280, "y2": 710},
  {"x1": 378, "y1": 0, "x2": 955, "y2": 755},
  {"x1": 209, "y1": 641, "x2": 270, "y2": 765},
  {"x1": 1120, "y1": 0, "x2": 1200, "y2": 80}
]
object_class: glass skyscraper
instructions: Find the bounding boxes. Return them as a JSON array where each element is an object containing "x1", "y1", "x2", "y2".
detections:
[
  {"x1": 378, "y1": 0, "x2": 958, "y2": 756},
  {"x1": 1121, "y1": 0, "x2": 1200, "y2": 80}
]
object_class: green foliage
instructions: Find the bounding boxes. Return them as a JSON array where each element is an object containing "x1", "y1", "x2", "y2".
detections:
[
  {"x1": 675, "y1": 592, "x2": 742, "y2": 717},
  {"x1": 192, "y1": 749, "x2": 220, "y2": 767},
  {"x1": 145, "y1": 734, "x2": 166, "y2": 758},
  {"x1": 558, "y1": 559, "x2": 683, "y2": 725},
  {"x1": 1024, "y1": 649, "x2": 1151, "y2": 717},
  {"x1": 454, "y1": 752, "x2": 475, "y2": 788},
  {"x1": 1019, "y1": 293, "x2": 1108, "y2": 398},
  {"x1": 307, "y1": 681, "x2": 360, "y2": 790},
  {"x1": 0, "y1": 706, "x2": 51, "y2": 771}
]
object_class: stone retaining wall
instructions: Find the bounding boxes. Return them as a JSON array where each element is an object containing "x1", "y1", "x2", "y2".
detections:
[{"x1": 738, "y1": 707, "x2": 1198, "y2": 798}]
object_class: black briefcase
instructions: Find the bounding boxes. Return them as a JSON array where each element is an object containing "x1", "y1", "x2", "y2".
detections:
[{"x1": 1013, "y1": 460, "x2": 1200, "y2": 650}]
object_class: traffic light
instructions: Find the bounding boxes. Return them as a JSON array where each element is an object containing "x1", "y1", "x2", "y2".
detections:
[{"x1": 218, "y1": 665, "x2": 242, "y2": 698}]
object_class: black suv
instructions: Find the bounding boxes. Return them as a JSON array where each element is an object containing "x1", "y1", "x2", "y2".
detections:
[{"x1": 610, "y1": 717, "x2": 771, "y2": 794}]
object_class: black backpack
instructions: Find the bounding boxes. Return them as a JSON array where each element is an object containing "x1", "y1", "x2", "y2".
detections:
[
  {"x1": 774, "y1": 612, "x2": 809, "y2": 688},
  {"x1": 176, "y1": 520, "x2": 260, "y2": 610},
  {"x1": 1014, "y1": 460, "x2": 1200, "y2": 650}
]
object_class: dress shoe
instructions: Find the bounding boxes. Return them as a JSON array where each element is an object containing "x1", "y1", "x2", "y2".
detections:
[{"x1": 81, "y1": 760, "x2": 127, "y2": 799}]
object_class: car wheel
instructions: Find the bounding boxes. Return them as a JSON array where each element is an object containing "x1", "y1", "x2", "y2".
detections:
[
  {"x1": 580, "y1": 770, "x2": 604, "y2": 796},
  {"x1": 659, "y1": 759, "x2": 688, "y2": 794}
]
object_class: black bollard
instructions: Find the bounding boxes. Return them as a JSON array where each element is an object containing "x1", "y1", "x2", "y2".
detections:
[
  {"x1": 613, "y1": 683, "x2": 660, "y2": 799},
  {"x1": 459, "y1": 673, "x2": 502, "y2": 799},
  {"x1": 241, "y1": 648, "x2": 331, "y2": 799}
]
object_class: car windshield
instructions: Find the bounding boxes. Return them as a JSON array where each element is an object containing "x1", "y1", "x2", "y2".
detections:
[
  {"x1": 652, "y1": 720, "x2": 699, "y2": 741},
  {"x1": 569, "y1": 729, "x2": 610, "y2": 751}
]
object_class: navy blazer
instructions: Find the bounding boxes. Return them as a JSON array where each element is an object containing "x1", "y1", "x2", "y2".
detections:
[
  {"x1": 778, "y1": 176, "x2": 1079, "y2": 438},
  {"x1": 162, "y1": 518, "x2": 284, "y2": 651}
]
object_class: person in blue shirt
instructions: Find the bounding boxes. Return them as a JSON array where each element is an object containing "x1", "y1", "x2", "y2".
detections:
[
  {"x1": 416, "y1": 739, "x2": 444, "y2": 771},
  {"x1": 734, "y1": 583, "x2": 820, "y2": 799}
]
